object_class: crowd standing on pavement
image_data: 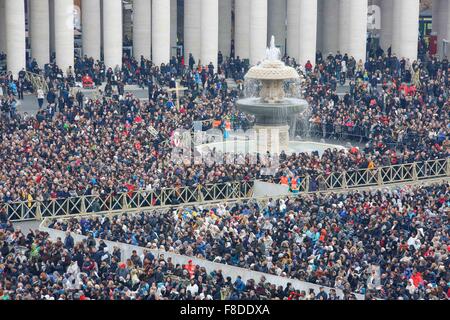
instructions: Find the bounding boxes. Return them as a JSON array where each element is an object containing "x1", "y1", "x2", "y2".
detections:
[
  {"x1": 0, "y1": 182, "x2": 447, "y2": 300},
  {"x1": 0, "y1": 39, "x2": 449, "y2": 301},
  {"x1": 1, "y1": 48, "x2": 448, "y2": 203}
]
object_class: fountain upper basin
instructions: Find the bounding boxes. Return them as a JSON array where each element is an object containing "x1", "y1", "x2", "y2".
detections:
[{"x1": 245, "y1": 60, "x2": 300, "y2": 80}]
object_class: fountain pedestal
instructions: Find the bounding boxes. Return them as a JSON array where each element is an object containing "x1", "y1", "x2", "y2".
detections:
[{"x1": 254, "y1": 125, "x2": 290, "y2": 154}]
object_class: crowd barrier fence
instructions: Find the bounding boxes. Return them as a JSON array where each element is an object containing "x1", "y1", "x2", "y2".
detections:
[
  {"x1": 298, "y1": 121, "x2": 430, "y2": 147},
  {"x1": 4, "y1": 158, "x2": 450, "y2": 222}
]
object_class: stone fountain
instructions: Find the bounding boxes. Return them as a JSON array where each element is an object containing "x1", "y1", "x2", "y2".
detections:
[
  {"x1": 195, "y1": 36, "x2": 346, "y2": 158},
  {"x1": 236, "y1": 36, "x2": 308, "y2": 153}
]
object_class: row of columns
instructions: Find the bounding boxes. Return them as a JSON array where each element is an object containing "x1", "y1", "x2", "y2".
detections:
[
  {"x1": 366, "y1": 0, "x2": 421, "y2": 62},
  {"x1": 270, "y1": 0, "x2": 366, "y2": 64},
  {"x1": 270, "y1": 0, "x2": 421, "y2": 64},
  {"x1": 2, "y1": 0, "x2": 174, "y2": 77},
  {"x1": 0, "y1": 0, "x2": 439, "y2": 77}
]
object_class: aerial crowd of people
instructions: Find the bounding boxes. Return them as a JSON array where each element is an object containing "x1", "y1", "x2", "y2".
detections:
[
  {"x1": 0, "y1": 47, "x2": 448, "y2": 203},
  {"x1": 0, "y1": 182, "x2": 448, "y2": 300},
  {"x1": 0, "y1": 45, "x2": 449, "y2": 300}
]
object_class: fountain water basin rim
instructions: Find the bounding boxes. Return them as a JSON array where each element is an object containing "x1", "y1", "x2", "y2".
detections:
[{"x1": 237, "y1": 97, "x2": 308, "y2": 115}]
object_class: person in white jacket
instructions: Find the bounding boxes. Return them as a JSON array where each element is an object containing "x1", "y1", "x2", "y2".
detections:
[{"x1": 64, "y1": 260, "x2": 80, "y2": 290}]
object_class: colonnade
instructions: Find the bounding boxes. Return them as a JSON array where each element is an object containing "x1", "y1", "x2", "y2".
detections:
[{"x1": 0, "y1": 0, "x2": 442, "y2": 78}]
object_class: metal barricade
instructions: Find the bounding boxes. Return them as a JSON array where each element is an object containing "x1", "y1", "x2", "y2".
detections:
[
  {"x1": 3, "y1": 181, "x2": 255, "y2": 221},
  {"x1": 2, "y1": 160, "x2": 449, "y2": 222}
]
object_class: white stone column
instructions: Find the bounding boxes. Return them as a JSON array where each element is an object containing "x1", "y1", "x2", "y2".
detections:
[
  {"x1": 437, "y1": 0, "x2": 448, "y2": 57},
  {"x1": 339, "y1": 0, "x2": 368, "y2": 63},
  {"x1": 432, "y1": 0, "x2": 450, "y2": 58},
  {"x1": 0, "y1": 0, "x2": 6, "y2": 53},
  {"x1": 219, "y1": 0, "x2": 232, "y2": 57},
  {"x1": 379, "y1": 0, "x2": 393, "y2": 52},
  {"x1": 287, "y1": 0, "x2": 300, "y2": 59},
  {"x1": 268, "y1": 0, "x2": 287, "y2": 55},
  {"x1": 152, "y1": 0, "x2": 171, "y2": 65},
  {"x1": 82, "y1": 0, "x2": 101, "y2": 60},
  {"x1": 54, "y1": 0, "x2": 74, "y2": 74},
  {"x1": 432, "y1": 0, "x2": 440, "y2": 35},
  {"x1": 250, "y1": 0, "x2": 268, "y2": 65},
  {"x1": 103, "y1": 0, "x2": 123, "y2": 69},
  {"x1": 5, "y1": 0, "x2": 26, "y2": 76},
  {"x1": 298, "y1": 0, "x2": 317, "y2": 66},
  {"x1": 235, "y1": 0, "x2": 250, "y2": 59},
  {"x1": 49, "y1": 0, "x2": 55, "y2": 54},
  {"x1": 446, "y1": 1, "x2": 450, "y2": 57},
  {"x1": 171, "y1": 0, "x2": 178, "y2": 52},
  {"x1": 392, "y1": 0, "x2": 420, "y2": 61},
  {"x1": 133, "y1": 0, "x2": 151, "y2": 59},
  {"x1": 321, "y1": 0, "x2": 339, "y2": 55},
  {"x1": 184, "y1": 0, "x2": 201, "y2": 61},
  {"x1": 30, "y1": 0, "x2": 50, "y2": 67},
  {"x1": 200, "y1": 0, "x2": 218, "y2": 67},
  {"x1": 316, "y1": 0, "x2": 324, "y2": 53}
]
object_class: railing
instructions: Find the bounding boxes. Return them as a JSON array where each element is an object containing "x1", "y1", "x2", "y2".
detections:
[
  {"x1": 286, "y1": 158, "x2": 449, "y2": 193},
  {"x1": 296, "y1": 121, "x2": 430, "y2": 147},
  {"x1": 3, "y1": 181, "x2": 254, "y2": 222},
  {"x1": 3, "y1": 159, "x2": 449, "y2": 222}
]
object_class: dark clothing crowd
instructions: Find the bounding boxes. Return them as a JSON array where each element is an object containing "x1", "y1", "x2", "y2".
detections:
[
  {"x1": 1, "y1": 49, "x2": 448, "y2": 203},
  {"x1": 48, "y1": 182, "x2": 450, "y2": 300},
  {"x1": 0, "y1": 224, "x2": 349, "y2": 300}
]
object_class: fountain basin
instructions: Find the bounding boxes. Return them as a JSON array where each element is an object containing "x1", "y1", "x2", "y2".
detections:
[{"x1": 237, "y1": 97, "x2": 308, "y2": 126}]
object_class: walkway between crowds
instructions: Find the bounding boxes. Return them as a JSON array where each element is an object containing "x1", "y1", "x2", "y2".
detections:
[{"x1": 39, "y1": 220, "x2": 365, "y2": 300}]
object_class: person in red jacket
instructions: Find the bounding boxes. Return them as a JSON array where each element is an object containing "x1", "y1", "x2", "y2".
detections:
[
  {"x1": 184, "y1": 260, "x2": 195, "y2": 279},
  {"x1": 305, "y1": 60, "x2": 313, "y2": 73}
]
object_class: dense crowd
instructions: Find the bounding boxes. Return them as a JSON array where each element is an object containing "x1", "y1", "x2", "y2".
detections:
[
  {"x1": 0, "y1": 49, "x2": 449, "y2": 203},
  {"x1": 48, "y1": 182, "x2": 450, "y2": 300},
  {"x1": 1, "y1": 41, "x2": 449, "y2": 301},
  {"x1": 0, "y1": 224, "x2": 351, "y2": 300},
  {"x1": 303, "y1": 53, "x2": 449, "y2": 150}
]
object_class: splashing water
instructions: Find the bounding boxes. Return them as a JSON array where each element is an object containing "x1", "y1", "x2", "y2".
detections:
[{"x1": 265, "y1": 35, "x2": 281, "y2": 62}]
